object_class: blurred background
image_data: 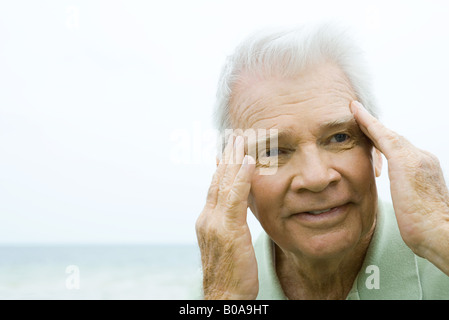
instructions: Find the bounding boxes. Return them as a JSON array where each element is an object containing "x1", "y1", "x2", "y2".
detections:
[{"x1": 0, "y1": 0, "x2": 448, "y2": 299}]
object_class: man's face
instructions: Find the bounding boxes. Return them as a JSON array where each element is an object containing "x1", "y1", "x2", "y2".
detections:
[{"x1": 229, "y1": 62, "x2": 382, "y2": 259}]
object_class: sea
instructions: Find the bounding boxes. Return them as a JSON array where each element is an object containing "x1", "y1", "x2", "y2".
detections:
[{"x1": 0, "y1": 244, "x2": 203, "y2": 300}]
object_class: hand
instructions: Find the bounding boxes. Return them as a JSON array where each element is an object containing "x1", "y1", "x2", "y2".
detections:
[
  {"x1": 351, "y1": 101, "x2": 449, "y2": 275},
  {"x1": 195, "y1": 135, "x2": 258, "y2": 299}
]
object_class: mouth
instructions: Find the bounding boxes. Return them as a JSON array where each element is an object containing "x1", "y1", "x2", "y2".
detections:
[
  {"x1": 295, "y1": 202, "x2": 350, "y2": 215},
  {"x1": 291, "y1": 203, "x2": 350, "y2": 227},
  {"x1": 306, "y1": 208, "x2": 334, "y2": 215}
]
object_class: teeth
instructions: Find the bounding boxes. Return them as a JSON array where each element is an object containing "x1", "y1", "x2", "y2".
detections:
[{"x1": 308, "y1": 208, "x2": 332, "y2": 215}]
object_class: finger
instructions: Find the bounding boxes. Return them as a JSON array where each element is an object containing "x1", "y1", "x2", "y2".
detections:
[
  {"x1": 223, "y1": 133, "x2": 236, "y2": 165},
  {"x1": 350, "y1": 100, "x2": 407, "y2": 160},
  {"x1": 217, "y1": 136, "x2": 246, "y2": 205},
  {"x1": 218, "y1": 133, "x2": 235, "y2": 175},
  {"x1": 205, "y1": 171, "x2": 220, "y2": 208},
  {"x1": 232, "y1": 135, "x2": 246, "y2": 165},
  {"x1": 225, "y1": 155, "x2": 256, "y2": 224},
  {"x1": 205, "y1": 134, "x2": 234, "y2": 208}
]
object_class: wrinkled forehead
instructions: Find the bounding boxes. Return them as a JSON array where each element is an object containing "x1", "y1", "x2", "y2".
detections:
[{"x1": 229, "y1": 61, "x2": 357, "y2": 130}]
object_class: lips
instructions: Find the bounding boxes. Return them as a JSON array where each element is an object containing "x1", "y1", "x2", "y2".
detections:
[
  {"x1": 290, "y1": 202, "x2": 351, "y2": 227},
  {"x1": 296, "y1": 203, "x2": 348, "y2": 216},
  {"x1": 307, "y1": 208, "x2": 333, "y2": 215}
]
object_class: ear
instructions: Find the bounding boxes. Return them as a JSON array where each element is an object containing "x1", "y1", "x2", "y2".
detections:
[{"x1": 373, "y1": 148, "x2": 383, "y2": 178}]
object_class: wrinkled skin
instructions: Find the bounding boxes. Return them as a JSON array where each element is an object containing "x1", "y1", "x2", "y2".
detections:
[{"x1": 196, "y1": 63, "x2": 449, "y2": 300}]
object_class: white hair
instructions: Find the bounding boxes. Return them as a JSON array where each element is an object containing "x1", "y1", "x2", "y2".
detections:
[{"x1": 213, "y1": 23, "x2": 378, "y2": 152}]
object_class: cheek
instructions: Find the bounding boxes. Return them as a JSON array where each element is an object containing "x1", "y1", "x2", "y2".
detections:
[
  {"x1": 336, "y1": 147, "x2": 378, "y2": 219},
  {"x1": 248, "y1": 174, "x2": 287, "y2": 220},
  {"x1": 353, "y1": 149, "x2": 376, "y2": 189},
  {"x1": 336, "y1": 145, "x2": 376, "y2": 188}
]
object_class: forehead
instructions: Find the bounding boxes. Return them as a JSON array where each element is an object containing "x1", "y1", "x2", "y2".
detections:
[{"x1": 229, "y1": 62, "x2": 357, "y2": 130}]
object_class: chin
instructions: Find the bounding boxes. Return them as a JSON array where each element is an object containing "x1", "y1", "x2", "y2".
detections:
[{"x1": 294, "y1": 228, "x2": 363, "y2": 260}]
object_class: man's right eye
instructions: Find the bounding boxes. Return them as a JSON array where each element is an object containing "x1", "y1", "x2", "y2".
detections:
[{"x1": 265, "y1": 148, "x2": 279, "y2": 157}]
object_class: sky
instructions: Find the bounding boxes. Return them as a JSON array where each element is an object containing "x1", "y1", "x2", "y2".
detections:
[{"x1": 0, "y1": 0, "x2": 448, "y2": 244}]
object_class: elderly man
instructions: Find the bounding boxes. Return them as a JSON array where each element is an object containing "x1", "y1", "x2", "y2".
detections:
[{"x1": 195, "y1": 24, "x2": 449, "y2": 300}]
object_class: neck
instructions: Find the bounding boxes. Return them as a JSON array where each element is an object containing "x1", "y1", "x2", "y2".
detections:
[{"x1": 275, "y1": 226, "x2": 375, "y2": 300}]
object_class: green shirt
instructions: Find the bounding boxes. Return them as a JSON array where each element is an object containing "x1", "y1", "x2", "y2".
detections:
[{"x1": 254, "y1": 200, "x2": 449, "y2": 299}]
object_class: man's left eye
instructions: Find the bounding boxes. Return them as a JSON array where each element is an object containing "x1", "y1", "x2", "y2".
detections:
[{"x1": 330, "y1": 133, "x2": 350, "y2": 143}]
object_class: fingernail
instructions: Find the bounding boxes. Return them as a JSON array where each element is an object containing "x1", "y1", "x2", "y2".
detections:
[
  {"x1": 353, "y1": 100, "x2": 365, "y2": 110},
  {"x1": 350, "y1": 101, "x2": 361, "y2": 116}
]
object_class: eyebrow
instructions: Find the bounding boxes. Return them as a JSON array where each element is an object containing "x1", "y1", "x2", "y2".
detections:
[
  {"x1": 318, "y1": 115, "x2": 357, "y2": 131},
  {"x1": 264, "y1": 116, "x2": 357, "y2": 140}
]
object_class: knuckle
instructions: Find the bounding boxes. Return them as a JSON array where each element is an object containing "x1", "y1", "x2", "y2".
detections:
[
  {"x1": 209, "y1": 173, "x2": 219, "y2": 188},
  {"x1": 404, "y1": 154, "x2": 424, "y2": 171},
  {"x1": 409, "y1": 150, "x2": 438, "y2": 171},
  {"x1": 218, "y1": 181, "x2": 232, "y2": 198},
  {"x1": 383, "y1": 130, "x2": 402, "y2": 147},
  {"x1": 386, "y1": 133, "x2": 415, "y2": 159},
  {"x1": 407, "y1": 152, "x2": 444, "y2": 194},
  {"x1": 195, "y1": 214, "x2": 207, "y2": 235},
  {"x1": 196, "y1": 209, "x2": 214, "y2": 233},
  {"x1": 423, "y1": 150, "x2": 440, "y2": 165},
  {"x1": 226, "y1": 187, "x2": 247, "y2": 208},
  {"x1": 218, "y1": 179, "x2": 230, "y2": 192},
  {"x1": 206, "y1": 183, "x2": 218, "y2": 202},
  {"x1": 195, "y1": 209, "x2": 222, "y2": 235}
]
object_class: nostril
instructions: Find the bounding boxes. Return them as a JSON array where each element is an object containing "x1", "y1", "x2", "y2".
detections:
[{"x1": 291, "y1": 167, "x2": 341, "y2": 193}]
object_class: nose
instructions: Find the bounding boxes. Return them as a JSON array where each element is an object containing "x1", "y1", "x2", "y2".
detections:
[{"x1": 290, "y1": 146, "x2": 341, "y2": 193}]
